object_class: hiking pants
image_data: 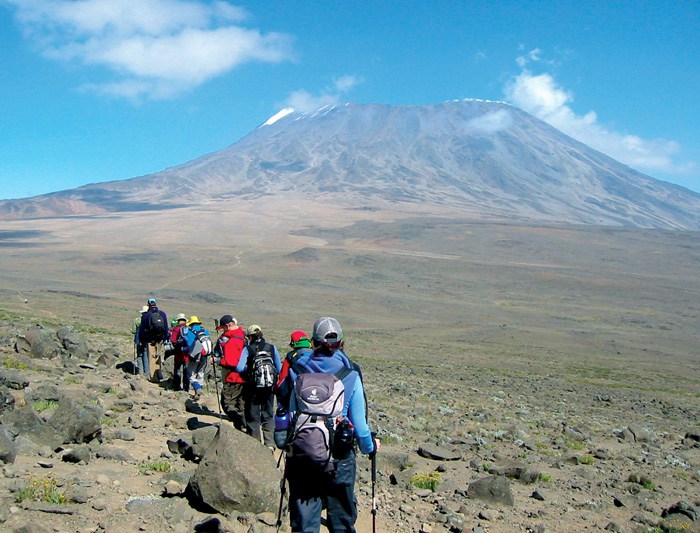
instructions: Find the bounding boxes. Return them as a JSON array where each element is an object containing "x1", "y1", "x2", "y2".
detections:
[
  {"x1": 287, "y1": 455, "x2": 358, "y2": 533},
  {"x1": 147, "y1": 342, "x2": 163, "y2": 382},
  {"x1": 172, "y1": 354, "x2": 191, "y2": 391},
  {"x1": 136, "y1": 343, "x2": 149, "y2": 377},
  {"x1": 186, "y1": 357, "x2": 207, "y2": 392},
  {"x1": 221, "y1": 381, "x2": 247, "y2": 431},
  {"x1": 245, "y1": 388, "x2": 275, "y2": 447}
]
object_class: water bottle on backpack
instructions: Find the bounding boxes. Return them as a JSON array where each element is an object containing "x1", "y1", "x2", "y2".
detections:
[{"x1": 274, "y1": 407, "x2": 292, "y2": 449}]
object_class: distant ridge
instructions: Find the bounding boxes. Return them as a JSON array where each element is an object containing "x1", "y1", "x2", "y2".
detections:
[{"x1": 2, "y1": 100, "x2": 699, "y2": 229}]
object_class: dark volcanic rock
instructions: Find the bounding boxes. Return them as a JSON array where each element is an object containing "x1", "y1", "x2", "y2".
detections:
[
  {"x1": 62, "y1": 446, "x2": 91, "y2": 464},
  {"x1": 187, "y1": 424, "x2": 281, "y2": 514},
  {"x1": 57, "y1": 326, "x2": 90, "y2": 359},
  {"x1": 16, "y1": 327, "x2": 61, "y2": 359},
  {"x1": 466, "y1": 476, "x2": 515, "y2": 506},
  {"x1": 0, "y1": 369, "x2": 29, "y2": 390},
  {"x1": 417, "y1": 443, "x2": 462, "y2": 461},
  {"x1": 48, "y1": 395, "x2": 103, "y2": 444},
  {"x1": 0, "y1": 425, "x2": 17, "y2": 463},
  {"x1": 1, "y1": 405, "x2": 62, "y2": 449}
]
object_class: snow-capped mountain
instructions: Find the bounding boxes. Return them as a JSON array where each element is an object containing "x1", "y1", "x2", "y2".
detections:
[{"x1": 1, "y1": 100, "x2": 698, "y2": 229}]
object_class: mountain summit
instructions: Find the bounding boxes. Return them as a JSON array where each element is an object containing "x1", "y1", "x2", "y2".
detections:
[{"x1": 2, "y1": 100, "x2": 699, "y2": 229}]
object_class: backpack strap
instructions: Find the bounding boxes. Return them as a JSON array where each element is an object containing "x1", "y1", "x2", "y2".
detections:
[{"x1": 334, "y1": 366, "x2": 352, "y2": 381}]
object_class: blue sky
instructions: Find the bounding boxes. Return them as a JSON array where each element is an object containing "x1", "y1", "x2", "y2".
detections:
[{"x1": 1, "y1": 0, "x2": 698, "y2": 200}]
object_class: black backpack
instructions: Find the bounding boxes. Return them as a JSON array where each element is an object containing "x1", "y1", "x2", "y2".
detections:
[
  {"x1": 144, "y1": 311, "x2": 166, "y2": 343},
  {"x1": 248, "y1": 342, "x2": 277, "y2": 389}
]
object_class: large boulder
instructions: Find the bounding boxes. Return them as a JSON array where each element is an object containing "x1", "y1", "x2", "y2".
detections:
[
  {"x1": 57, "y1": 326, "x2": 90, "y2": 360},
  {"x1": 0, "y1": 425, "x2": 17, "y2": 464},
  {"x1": 0, "y1": 369, "x2": 29, "y2": 390},
  {"x1": 466, "y1": 475, "x2": 514, "y2": 506},
  {"x1": 188, "y1": 424, "x2": 281, "y2": 514},
  {"x1": 0, "y1": 405, "x2": 63, "y2": 449},
  {"x1": 0, "y1": 385, "x2": 15, "y2": 416},
  {"x1": 15, "y1": 326, "x2": 61, "y2": 359},
  {"x1": 48, "y1": 394, "x2": 103, "y2": 444}
]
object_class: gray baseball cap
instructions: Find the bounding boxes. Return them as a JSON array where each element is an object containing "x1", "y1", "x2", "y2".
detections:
[{"x1": 312, "y1": 317, "x2": 343, "y2": 342}]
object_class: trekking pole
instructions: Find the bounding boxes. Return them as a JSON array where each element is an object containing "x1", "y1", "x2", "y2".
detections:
[
  {"x1": 370, "y1": 432, "x2": 378, "y2": 533},
  {"x1": 275, "y1": 451, "x2": 287, "y2": 532}
]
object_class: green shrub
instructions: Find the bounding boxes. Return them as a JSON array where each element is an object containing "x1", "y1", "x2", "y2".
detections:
[
  {"x1": 2, "y1": 357, "x2": 29, "y2": 370},
  {"x1": 15, "y1": 475, "x2": 67, "y2": 504},
  {"x1": 138, "y1": 459, "x2": 172, "y2": 474},
  {"x1": 539, "y1": 473, "x2": 553, "y2": 483},
  {"x1": 565, "y1": 439, "x2": 586, "y2": 451},
  {"x1": 101, "y1": 416, "x2": 117, "y2": 427},
  {"x1": 410, "y1": 471, "x2": 441, "y2": 492},
  {"x1": 578, "y1": 454, "x2": 594, "y2": 465},
  {"x1": 32, "y1": 400, "x2": 58, "y2": 412}
]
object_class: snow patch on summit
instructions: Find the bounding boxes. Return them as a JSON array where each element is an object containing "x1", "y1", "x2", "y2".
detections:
[{"x1": 262, "y1": 107, "x2": 295, "y2": 127}]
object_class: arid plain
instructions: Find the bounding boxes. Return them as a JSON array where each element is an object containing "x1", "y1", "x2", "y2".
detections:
[{"x1": 0, "y1": 197, "x2": 698, "y2": 532}]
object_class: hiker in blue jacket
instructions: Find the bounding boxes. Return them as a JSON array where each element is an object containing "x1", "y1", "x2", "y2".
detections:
[
  {"x1": 281, "y1": 317, "x2": 380, "y2": 533},
  {"x1": 181, "y1": 316, "x2": 211, "y2": 399},
  {"x1": 137, "y1": 298, "x2": 168, "y2": 383}
]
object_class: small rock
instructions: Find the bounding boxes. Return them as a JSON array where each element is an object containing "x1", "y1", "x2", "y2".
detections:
[
  {"x1": 92, "y1": 499, "x2": 107, "y2": 511},
  {"x1": 417, "y1": 443, "x2": 462, "y2": 461},
  {"x1": 163, "y1": 480, "x2": 184, "y2": 496},
  {"x1": 62, "y1": 446, "x2": 91, "y2": 464},
  {"x1": 112, "y1": 428, "x2": 136, "y2": 441}
]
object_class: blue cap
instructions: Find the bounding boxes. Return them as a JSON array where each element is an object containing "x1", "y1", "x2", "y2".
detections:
[{"x1": 147, "y1": 298, "x2": 157, "y2": 305}]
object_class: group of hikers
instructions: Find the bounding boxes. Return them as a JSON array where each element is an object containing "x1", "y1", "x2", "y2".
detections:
[{"x1": 131, "y1": 298, "x2": 380, "y2": 533}]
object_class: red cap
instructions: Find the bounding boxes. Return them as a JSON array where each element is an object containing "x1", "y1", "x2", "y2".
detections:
[{"x1": 290, "y1": 330, "x2": 308, "y2": 343}]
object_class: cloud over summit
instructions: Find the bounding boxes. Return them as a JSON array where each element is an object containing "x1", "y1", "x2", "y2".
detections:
[{"x1": 505, "y1": 49, "x2": 693, "y2": 178}]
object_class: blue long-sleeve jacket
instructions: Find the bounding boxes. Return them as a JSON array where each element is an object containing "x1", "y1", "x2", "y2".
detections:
[
  {"x1": 289, "y1": 349, "x2": 374, "y2": 455},
  {"x1": 183, "y1": 324, "x2": 210, "y2": 355}
]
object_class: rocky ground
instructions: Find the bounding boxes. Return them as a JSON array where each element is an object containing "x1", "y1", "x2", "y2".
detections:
[{"x1": 0, "y1": 318, "x2": 698, "y2": 533}]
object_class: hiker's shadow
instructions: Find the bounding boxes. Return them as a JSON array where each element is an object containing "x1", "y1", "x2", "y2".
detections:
[
  {"x1": 116, "y1": 360, "x2": 139, "y2": 375},
  {"x1": 184, "y1": 398, "x2": 228, "y2": 421}
]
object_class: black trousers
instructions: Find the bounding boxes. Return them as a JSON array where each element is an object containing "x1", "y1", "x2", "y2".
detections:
[
  {"x1": 221, "y1": 381, "x2": 247, "y2": 431},
  {"x1": 244, "y1": 387, "x2": 275, "y2": 447},
  {"x1": 287, "y1": 455, "x2": 358, "y2": 533}
]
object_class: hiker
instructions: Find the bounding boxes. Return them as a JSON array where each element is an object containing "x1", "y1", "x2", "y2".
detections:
[
  {"x1": 169, "y1": 313, "x2": 190, "y2": 391},
  {"x1": 137, "y1": 298, "x2": 168, "y2": 382},
  {"x1": 181, "y1": 316, "x2": 212, "y2": 399},
  {"x1": 279, "y1": 317, "x2": 380, "y2": 533},
  {"x1": 244, "y1": 324, "x2": 281, "y2": 449},
  {"x1": 213, "y1": 315, "x2": 249, "y2": 431},
  {"x1": 131, "y1": 305, "x2": 149, "y2": 376},
  {"x1": 275, "y1": 330, "x2": 313, "y2": 408}
]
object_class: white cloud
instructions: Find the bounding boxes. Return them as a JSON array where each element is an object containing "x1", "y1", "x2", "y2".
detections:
[
  {"x1": 284, "y1": 75, "x2": 362, "y2": 113},
  {"x1": 6, "y1": 0, "x2": 293, "y2": 100},
  {"x1": 467, "y1": 109, "x2": 513, "y2": 134},
  {"x1": 505, "y1": 64, "x2": 694, "y2": 177}
]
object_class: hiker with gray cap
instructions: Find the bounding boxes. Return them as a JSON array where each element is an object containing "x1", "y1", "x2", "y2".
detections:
[
  {"x1": 276, "y1": 317, "x2": 380, "y2": 533},
  {"x1": 243, "y1": 324, "x2": 282, "y2": 449}
]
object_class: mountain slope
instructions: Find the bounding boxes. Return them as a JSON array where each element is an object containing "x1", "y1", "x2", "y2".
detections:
[{"x1": 2, "y1": 100, "x2": 699, "y2": 229}]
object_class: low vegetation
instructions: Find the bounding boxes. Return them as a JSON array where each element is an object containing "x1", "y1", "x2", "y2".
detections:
[
  {"x1": 15, "y1": 475, "x2": 67, "y2": 505},
  {"x1": 138, "y1": 459, "x2": 173, "y2": 474},
  {"x1": 410, "y1": 471, "x2": 441, "y2": 492}
]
